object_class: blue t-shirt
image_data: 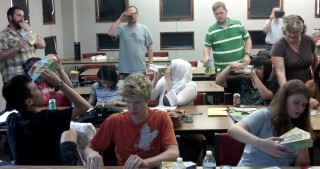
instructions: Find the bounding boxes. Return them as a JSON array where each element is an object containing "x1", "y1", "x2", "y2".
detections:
[
  {"x1": 116, "y1": 23, "x2": 153, "y2": 74},
  {"x1": 239, "y1": 108, "x2": 297, "y2": 166},
  {"x1": 90, "y1": 82, "x2": 122, "y2": 107}
]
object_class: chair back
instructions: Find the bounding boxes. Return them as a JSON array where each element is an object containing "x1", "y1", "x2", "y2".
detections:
[
  {"x1": 85, "y1": 75, "x2": 98, "y2": 81},
  {"x1": 55, "y1": 92, "x2": 71, "y2": 107},
  {"x1": 194, "y1": 92, "x2": 206, "y2": 105},
  {"x1": 82, "y1": 52, "x2": 106, "y2": 58},
  {"x1": 188, "y1": 61, "x2": 198, "y2": 67},
  {"x1": 214, "y1": 133, "x2": 245, "y2": 166},
  {"x1": 145, "y1": 73, "x2": 154, "y2": 81}
]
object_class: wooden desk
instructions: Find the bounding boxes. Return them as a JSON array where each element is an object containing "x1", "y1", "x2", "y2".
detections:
[
  {"x1": 0, "y1": 166, "x2": 121, "y2": 169},
  {"x1": 175, "y1": 105, "x2": 234, "y2": 134},
  {"x1": 80, "y1": 67, "x2": 207, "y2": 77},
  {"x1": 1, "y1": 166, "x2": 319, "y2": 169},
  {"x1": 73, "y1": 81, "x2": 224, "y2": 96},
  {"x1": 61, "y1": 57, "x2": 171, "y2": 66},
  {"x1": 194, "y1": 81, "x2": 224, "y2": 93}
]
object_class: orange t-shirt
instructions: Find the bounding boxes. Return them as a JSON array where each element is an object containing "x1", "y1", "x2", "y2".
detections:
[{"x1": 90, "y1": 108, "x2": 177, "y2": 165}]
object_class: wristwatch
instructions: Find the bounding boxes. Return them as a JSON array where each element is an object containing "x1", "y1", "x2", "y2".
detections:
[
  {"x1": 55, "y1": 81, "x2": 64, "y2": 92},
  {"x1": 245, "y1": 52, "x2": 251, "y2": 56}
]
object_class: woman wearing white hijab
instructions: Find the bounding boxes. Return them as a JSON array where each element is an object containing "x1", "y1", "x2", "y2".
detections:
[
  {"x1": 150, "y1": 59, "x2": 201, "y2": 163},
  {"x1": 151, "y1": 58, "x2": 197, "y2": 106}
]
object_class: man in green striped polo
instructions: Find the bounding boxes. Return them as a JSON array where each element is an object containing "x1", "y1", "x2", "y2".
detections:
[{"x1": 203, "y1": 1, "x2": 252, "y2": 70}]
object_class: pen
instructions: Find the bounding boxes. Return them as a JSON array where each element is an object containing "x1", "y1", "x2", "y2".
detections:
[{"x1": 190, "y1": 112, "x2": 202, "y2": 115}]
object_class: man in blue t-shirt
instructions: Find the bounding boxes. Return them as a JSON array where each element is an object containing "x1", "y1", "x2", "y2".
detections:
[{"x1": 107, "y1": 6, "x2": 154, "y2": 79}]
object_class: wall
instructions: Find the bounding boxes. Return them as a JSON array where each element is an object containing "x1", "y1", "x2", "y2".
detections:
[
  {"x1": 75, "y1": 0, "x2": 320, "y2": 61},
  {"x1": 0, "y1": 0, "x2": 319, "y2": 110}
]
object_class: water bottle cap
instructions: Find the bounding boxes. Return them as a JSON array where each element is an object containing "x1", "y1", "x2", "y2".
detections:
[
  {"x1": 177, "y1": 157, "x2": 183, "y2": 162},
  {"x1": 206, "y1": 151, "x2": 212, "y2": 155}
]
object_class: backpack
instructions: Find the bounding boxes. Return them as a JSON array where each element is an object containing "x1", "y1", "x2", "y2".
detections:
[{"x1": 74, "y1": 105, "x2": 123, "y2": 127}]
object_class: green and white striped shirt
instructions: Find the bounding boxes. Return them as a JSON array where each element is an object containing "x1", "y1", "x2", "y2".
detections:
[{"x1": 204, "y1": 19, "x2": 250, "y2": 69}]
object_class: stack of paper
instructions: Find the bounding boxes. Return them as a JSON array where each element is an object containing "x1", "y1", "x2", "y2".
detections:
[
  {"x1": 278, "y1": 127, "x2": 313, "y2": 149},
  {"x1": 153, "y1": 57, "x2": 169, "y2": 61},
  {"x1": 233, "y1": 65, "x2": 253, "y2": 74},
  {"x1": 207, "y1": 108, "x2": 228, "y2": 116},
  {"x1": 149, "y1": 64, "x2": 166, "y2": 73},
  {"x1": 90, "y1": 55, "x2": 107, "y2": 61},
  {"x1": 161, "y1": 161, "x2": 196, "y2": 169}
]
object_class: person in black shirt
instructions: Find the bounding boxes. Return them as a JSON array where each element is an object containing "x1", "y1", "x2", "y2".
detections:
[
  {"x1": 3, "y1": 69, "x2": 91, "y2": 165},
  {"x1": 215, "y1": 56, "x2": 277, "y2": 105}
]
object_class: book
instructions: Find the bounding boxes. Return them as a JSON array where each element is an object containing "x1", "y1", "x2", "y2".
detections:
[
  {"x1": 31, "y1": 54, "x2": 58, "y2": 85},
  {"x1": 233, "y1": 65, "x2": 253, "y2": 74},
  {"x1": 205, "y1": 60, "x2": 215, "y2": 75},
  {"x1": 207, "y1": 108, "x2": 228, "y2": 116},
  {"x1": 161, "y1": 161, "x2": 196, "y2": 169},
  {"x1": 89, "y1": 55, "x2": 107, "y2": 61},
  {"x1": 149, "y1": 64, "x2": 166, "y2": 73},
  {"x1": 277, "y1": 127, "x2": 313, "y2": 150},
  {"x1": 19, "y1": 30, "x2": 37, "y2": 45}
]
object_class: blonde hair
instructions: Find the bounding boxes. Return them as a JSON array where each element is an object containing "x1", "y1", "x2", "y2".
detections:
[{"x1": 118, "y1": 74, "x2": 152, "y2": 101}]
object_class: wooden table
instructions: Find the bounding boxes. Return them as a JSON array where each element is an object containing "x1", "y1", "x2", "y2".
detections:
[
  {"x1": 194, "y1": 81, "x2": 224, "y2": 93},
  {"x1": 80, "y1": 67, "x2": 207, "y2": 77},
  {"x1": 61, "y1": 57, "x2": 171, "y2": 66},
  {"x1": 73, "y1": 81, "x2": 224, "y2": 96},
  {"x1": 1, "y1": 166, "x2": 320, "y2": 169},
  {"x1": 174, "y1": 105, "x2": 234, "y2": 134}
]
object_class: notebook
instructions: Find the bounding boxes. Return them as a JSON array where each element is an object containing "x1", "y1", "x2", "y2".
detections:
[{"x1": 207, "y1": 108, "x2": 228, "y2": 116}]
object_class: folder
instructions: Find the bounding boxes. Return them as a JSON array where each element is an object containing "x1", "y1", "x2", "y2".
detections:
[{"x1": 207, "y1": 108, "x2": 228, "y2": 116}]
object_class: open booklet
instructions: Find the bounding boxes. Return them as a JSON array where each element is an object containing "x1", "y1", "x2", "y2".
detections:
[{"x1": 277, "y1": 127, "x2": 313, "y2": 149}]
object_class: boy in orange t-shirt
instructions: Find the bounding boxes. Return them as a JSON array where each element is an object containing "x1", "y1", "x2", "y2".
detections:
[{"x1": 83, "y1": 74, "x2": 179, "y2": 169}]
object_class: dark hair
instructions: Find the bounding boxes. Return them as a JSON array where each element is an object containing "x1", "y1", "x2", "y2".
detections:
[
  {"x1": 23, "y1": 57, "x2": 41, "y2": 75},
  {"x1": 250, "y1": 56, "x2": 272, "y2": 82},
  {"x1": 97, "y1": 65, "x2": 118, "y2": 90},
  {"x1": 7, "y1": 6, "x2": 23, "y2": 22},
  {"x1": 269, "y1": 80, "x2": 313, "y2": 139},
  {"x1": 3, "y1": 75, "x2": 33, "y2": 114},
  {"x1": 126, "y1": 6, "x2": 139, "y2": 13}
]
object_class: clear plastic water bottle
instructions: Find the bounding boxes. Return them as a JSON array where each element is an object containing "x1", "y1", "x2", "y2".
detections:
[
  {"x1": 203, "y1": 151, "x2": 216, "y2": 169},
  {"x1": 173, "y1": 157, "x2": 186, "y2": 169}
]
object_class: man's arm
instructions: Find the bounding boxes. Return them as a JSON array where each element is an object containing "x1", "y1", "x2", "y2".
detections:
[
  {"x1": 243, "y1": 38, "x2": 252, "y2": 64},
  {"x1": 203, "y1": 46, "x2": 211, "y2": 64},
  {"x1": 19, "y1": 21, "x2": 45, "y2": 49},
  {"x1": 41, "y1": 68, "x2": 91, "y2": 119},
  {"x1": 83, "y1": 144, "x2": 104, "y2": 169},
  {"x1": 34, "y1": 35, "x2": 45, "y2": 49},
  {"x1": 0, "y1": 38, "x2": 28, "y2": 62},
  {"x1": 263, "y1": 19, "x2": 272, "y2": 33},
  {"x1": 55, "y1": 56, "x2": 73, "y2": 87},
  {"x1": 146, "y1": 44, "x2": 153, "y2": 65},
  {"x1": 107, "y1": 12, "x2": 127, "y2": 37}
]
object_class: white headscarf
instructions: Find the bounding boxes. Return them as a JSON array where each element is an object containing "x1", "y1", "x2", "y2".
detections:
[{"x1": 169, "y1": 59, "x2": 193, "y2": 94}]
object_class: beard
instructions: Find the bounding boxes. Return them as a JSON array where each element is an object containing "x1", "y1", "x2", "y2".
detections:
[{"x1": 11, "y1": 19, "x2": 22, "y2": 29}]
